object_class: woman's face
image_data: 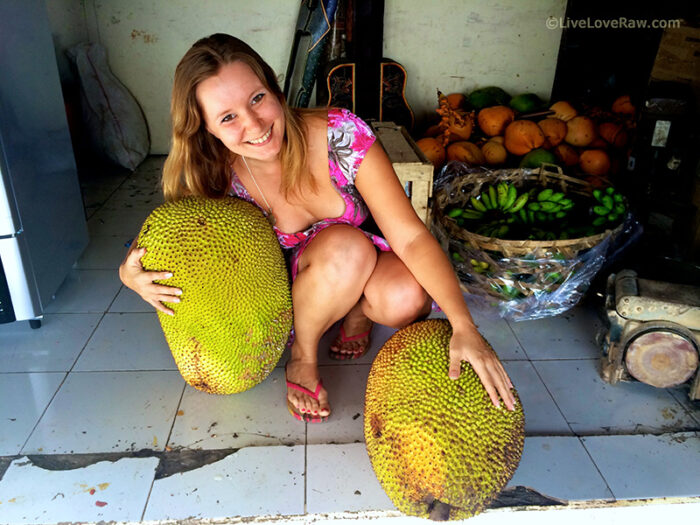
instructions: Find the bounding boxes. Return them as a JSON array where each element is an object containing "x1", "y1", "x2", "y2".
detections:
[{"x1": 196, "y1": 60, "x2": 285, "y2": 162}]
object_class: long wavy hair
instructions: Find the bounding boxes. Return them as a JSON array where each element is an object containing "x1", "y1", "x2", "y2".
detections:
[{"x1": 162, "y1": 33, "x2": 316, "y2": 201}]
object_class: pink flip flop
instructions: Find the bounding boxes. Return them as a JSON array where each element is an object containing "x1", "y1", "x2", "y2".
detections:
[
  {"x1": 329, "y1": 325, "x2": 372, "y2": 360},
  {"x1": 285, "y1": 365, "x2": 329, "y2": 423}
]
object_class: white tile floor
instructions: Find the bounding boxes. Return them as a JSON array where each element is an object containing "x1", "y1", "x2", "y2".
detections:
[{"x1": 0, "y1": 156, "x2": 699, "y2": 524}]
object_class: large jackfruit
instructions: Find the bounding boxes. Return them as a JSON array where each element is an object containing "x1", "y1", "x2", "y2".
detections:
[
  {"x1": 364, "y1": 319, "x2": 524, "y2": 520},
  {"x1": 137, "y1": 196, "x2": 292, "y2": 395}
]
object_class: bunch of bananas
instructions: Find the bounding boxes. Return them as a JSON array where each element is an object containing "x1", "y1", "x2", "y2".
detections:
[
  {"x1": 446, "y1": 182, "x2": 528, "y2": 221},
  {"x1": 517, "y1": 188, "x2": 574, "y2": 224},
  {"x1": 590, "y1": 187, "x2": 626, "y2": 226}
]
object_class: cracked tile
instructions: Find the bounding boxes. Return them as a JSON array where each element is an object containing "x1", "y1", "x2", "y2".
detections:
[
  {"x1": 143, "y1": 445, "x2": 303, "y2": 520},
  {"x1": 0, "y1": 455, "x2": 158, "y2": 524}
]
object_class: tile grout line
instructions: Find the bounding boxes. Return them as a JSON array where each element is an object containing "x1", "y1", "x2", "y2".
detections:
[
  {"x1": 504, "y1": 318, "x2": 532, "y2": 361},
  {"x1": 505, "y1": 319, "x2": 579, "y2": 437},
  {"x1": 576, "y1": 435, "x2": 617, "y2": 500},
  {"x1": 18, "y1": 309, "x2": 108, "y2": 455},
  {"x1": 140, "y1": 381, "x2": 188, "y2": 522},
  {"x1": 303, "y1": 421, "x2": 308, "y2": 515}
]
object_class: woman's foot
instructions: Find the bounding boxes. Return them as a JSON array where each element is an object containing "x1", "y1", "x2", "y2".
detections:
[
  {"x1": 329, "y1": 303, "x2": 373, "y2": 360},
  {"x1": 284, "y1": 359, "x2": 330, "y2": 422}
]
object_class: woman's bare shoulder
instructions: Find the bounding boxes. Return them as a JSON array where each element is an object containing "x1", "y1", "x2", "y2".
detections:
[{"x1": 300, "y1": 109, "x2": 330, "y2": 149}]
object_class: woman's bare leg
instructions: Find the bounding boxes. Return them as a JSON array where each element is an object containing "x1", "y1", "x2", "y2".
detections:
[
  {"x1": 286, "y1": 225, "x2": 378, "y2": 416},
  {"x1": 360, "y1": 251, "x2": 433, "y2": 328},
  {"x1": 330, "y1": 251, "x2": 433, "y2": 356}
]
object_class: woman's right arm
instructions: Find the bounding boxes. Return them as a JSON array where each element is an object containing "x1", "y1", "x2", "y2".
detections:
[{"x1": 118, "y1": 238, "x2": 182, "y2": 315}]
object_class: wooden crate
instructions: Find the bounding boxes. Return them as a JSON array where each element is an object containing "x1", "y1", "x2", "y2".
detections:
[{"x1": 370, "y1": 121, "x2": 434, "y2": 224}]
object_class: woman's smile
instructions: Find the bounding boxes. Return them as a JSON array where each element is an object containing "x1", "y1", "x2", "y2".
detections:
[{"x1": 246, "y1": 125, "x2": 273, "y2": 145}]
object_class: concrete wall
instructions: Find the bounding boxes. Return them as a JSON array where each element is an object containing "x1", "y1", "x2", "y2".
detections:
[{"x1": 46, "y1": 0, "x2": 566, "y2": 154}]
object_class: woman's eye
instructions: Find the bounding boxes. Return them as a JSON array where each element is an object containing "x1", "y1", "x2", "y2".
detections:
[
  {"x1": 252, "y1": 93, "x2": 265, "y2": 104},
  {"x1": 221, "y1": 113, "x2": 235, "y2": 124}
]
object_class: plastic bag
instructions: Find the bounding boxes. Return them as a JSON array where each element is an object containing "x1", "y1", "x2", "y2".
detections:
[
  {"x1": 431, "y1": 162, "x2": 642, "y2": 321},
  {"x1": 67, "y1": 42, "x2": 150, "y2": 170}
]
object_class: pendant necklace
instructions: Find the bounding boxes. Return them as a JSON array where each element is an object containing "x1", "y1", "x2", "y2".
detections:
[{"x1": 241, "y1": 156, "x2": 276, "y2": 226}]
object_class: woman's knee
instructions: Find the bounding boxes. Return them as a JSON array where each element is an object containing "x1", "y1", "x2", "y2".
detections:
[
  {"x1": 300, "y1": 225, "x2": 377, "y2": 285},
  {"x1": 365, "y1": 272, "x2": 430, "y2": 328}
]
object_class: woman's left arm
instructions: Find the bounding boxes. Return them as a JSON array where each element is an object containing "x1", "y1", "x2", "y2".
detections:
[{"x1": 356, "y1": 142, "x2": 516, "y2": 410}]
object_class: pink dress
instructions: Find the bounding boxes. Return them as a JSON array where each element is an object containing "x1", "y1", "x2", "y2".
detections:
[{"x1": 229, "y1": 108, "x2": 391, "y2": 279}]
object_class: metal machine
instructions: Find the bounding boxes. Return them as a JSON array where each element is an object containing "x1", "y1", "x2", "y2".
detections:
[{"x1": 600, "y1": 269, "x2": 700, "y2": 400}]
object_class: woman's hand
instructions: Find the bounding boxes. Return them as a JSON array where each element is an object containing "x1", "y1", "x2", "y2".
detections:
[
  {"x1": 448, "y1": 326, "x2": 516, "y2": 411},
  {"x1": 118, "y1": 247, "x2": 182, "y2": 315}
]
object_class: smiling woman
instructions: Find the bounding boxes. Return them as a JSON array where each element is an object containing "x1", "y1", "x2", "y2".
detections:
[{"x1": 118, "y1": 33, "x2": 516, "y2": 424}]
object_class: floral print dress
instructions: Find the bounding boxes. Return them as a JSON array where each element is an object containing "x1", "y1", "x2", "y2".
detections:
[{"x1": 229, "y1": 108, "x2": 391, "y2": 279}]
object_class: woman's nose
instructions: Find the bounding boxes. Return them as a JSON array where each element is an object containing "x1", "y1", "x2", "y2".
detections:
[{"x1": 240, "y1": 108, "x2": 264, "y2": 134}]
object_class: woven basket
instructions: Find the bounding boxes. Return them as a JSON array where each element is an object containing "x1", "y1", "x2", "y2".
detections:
[{"x1": 432, "y1": 163, "x2": 625, "y2": 304}]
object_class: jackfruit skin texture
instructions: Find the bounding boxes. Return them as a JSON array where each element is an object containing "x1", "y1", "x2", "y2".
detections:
[
  {"x1": 364, "y1": 319, "x2": 524, "y2": 521},
  {"x1": 137, "y1": 196, "x2": 292, "y2": 395}
]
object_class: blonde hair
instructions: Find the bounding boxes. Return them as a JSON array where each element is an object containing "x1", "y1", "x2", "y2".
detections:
[{"x1": 162, "y1": 33, "x2": 317, "y2": 201}]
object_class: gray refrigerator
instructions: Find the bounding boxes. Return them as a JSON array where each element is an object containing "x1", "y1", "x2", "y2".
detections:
[{"x1": 0, "y1": 0, "x2": 88, "y2": 327}]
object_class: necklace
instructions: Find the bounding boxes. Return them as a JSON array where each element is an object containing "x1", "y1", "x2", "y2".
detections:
[{"x1": 241, "y1": 156, "x2": 276, "y2": 226}]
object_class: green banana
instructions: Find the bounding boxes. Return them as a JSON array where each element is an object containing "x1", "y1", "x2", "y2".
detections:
[
  {"x1": 509, "y1": 193, "x2": 529, "y2": 213},
  {"x1": 537, "y1": 188, "x2": 553, "y2": 201},
  {"x1": 461, "y1": 209, "x2": 484, "y2": 219},
  {"x1": 592, "y1": 205, "x2": 610, "y2": 216},
  {"x1": 503, "y1": 184, "x2": 518, "y2": 210},
  {"x1": 488, "y1": 185, "x2": 498, "y2": 210},
  {"x1": 528, "y1": 202, "x2": 541, "y2": 211},
  {"x1": 481, "y1": 191, "x2": 494, "y2": 210},
  {"x1": 539, "y1": 201, "x2": 560, "y2": 213},
  {"x1": 470, "y1": 196, "x2": 488, "y2": 212},
  {"x1": 592, "y1": 216, "x2": 607, "y2": 226},
  {"x1": 447, "y1": 208, "x2": 463, "y2": 218},
  {"x1": 519, "y1": 208, "x2": 528, "y2": 223},
  {"x1": 601, "y1": 195, "x2": 614, "y2": 211},
  {"x1": 497, "y1": 182, "x2": 508, "y2": 208},
  {"x1": 550, "y1": 192, "x2": 565, "y2": 202},
  {"x1": 560, "y1": 199, "x2": 574, "y2": 210}
]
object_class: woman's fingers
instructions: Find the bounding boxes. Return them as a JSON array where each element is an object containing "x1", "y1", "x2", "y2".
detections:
[
  {"x1": 451, "y1": 345, "x2": 516, "y2": 411},
  {"x1": 448, "y1": 352, "x2": 463, "y2": 380},
  {"x1": 149, "y1": 299, "x2": 175, "y2": 316}
]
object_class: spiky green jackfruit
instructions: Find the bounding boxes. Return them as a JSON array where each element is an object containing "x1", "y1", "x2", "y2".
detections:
[
  {"x1": 364, "y1": 319, "x2": 524, "y2": 520},
  {"x1": 137, "y1": 196, "x2": 292, "y2": 395}
]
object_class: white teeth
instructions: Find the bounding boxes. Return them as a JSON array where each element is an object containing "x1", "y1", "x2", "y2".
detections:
[{"x1": 247, "y1": 128, "x2": 271, "y2": 144}]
